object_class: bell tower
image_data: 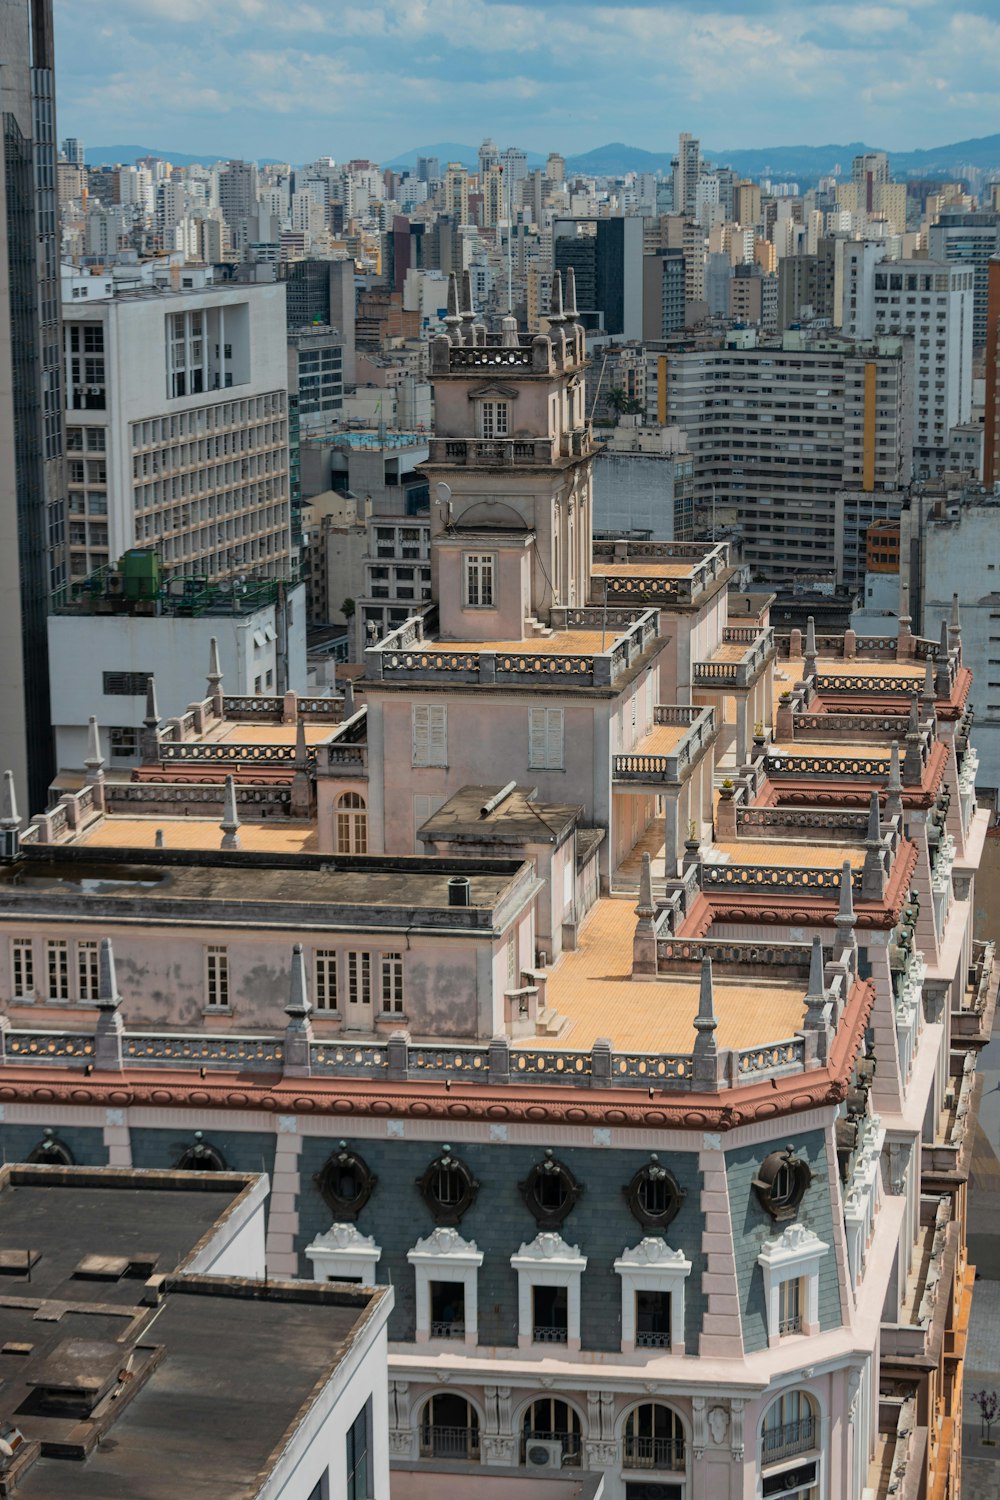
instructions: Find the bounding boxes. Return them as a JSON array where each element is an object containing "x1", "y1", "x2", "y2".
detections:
[{"x1": 422, "y1": 271, "x2": 595, "y2": 643}]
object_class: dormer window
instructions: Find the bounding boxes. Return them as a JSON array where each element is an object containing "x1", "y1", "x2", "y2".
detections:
[
  {"x1": 464, "y1": 552, "x2": 495, "y2": 609},
  {"x1": 479, "y1": 400, "x2": 509, "y2": 439}
]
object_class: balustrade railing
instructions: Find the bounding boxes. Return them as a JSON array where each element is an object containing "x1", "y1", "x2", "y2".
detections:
[
  {"x1": 621, "y1": 1437, "x2": 686, "y2": 1472},
  {"x1": 764, "y1": 751, "x2": 891, "y2": 777},
  {"x1": 702, "y1": 862, "x2": 862, "y2": 893},
  {"x1": 761, "y1": 1418, "x2": 817, "y2": 1463}
]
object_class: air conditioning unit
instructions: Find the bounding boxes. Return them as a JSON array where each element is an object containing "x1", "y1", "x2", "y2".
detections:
[{"x1": 526, "y1": 1440, "x2": 562, "y2": 1469}]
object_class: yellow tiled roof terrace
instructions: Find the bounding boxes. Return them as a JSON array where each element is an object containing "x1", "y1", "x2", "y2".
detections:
[{"x1": 73, "y1": 819, "x2": 319, "y2": 853}]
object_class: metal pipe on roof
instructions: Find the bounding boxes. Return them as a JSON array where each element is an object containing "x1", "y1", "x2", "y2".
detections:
[{"x1": 480, "y1": 781, "x2": 518, "y2": 819}]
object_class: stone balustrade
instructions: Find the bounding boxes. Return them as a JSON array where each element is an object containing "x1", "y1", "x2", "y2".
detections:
[
  {"x1": 693, "y1": 627, "x2": 774, "y2": 690},
  {"x1": 613, "y1": 705, "x2": 717, "y2": 786}
]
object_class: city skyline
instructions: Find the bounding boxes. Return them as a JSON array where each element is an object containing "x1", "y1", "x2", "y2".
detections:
[{"x1": 55, "y1": 0, "x2": 1000, "y2": 163}]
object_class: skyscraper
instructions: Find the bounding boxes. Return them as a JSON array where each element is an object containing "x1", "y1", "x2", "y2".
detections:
[
  {"x1": 671, "y1": 132, "x2": 701, "y2": 218},
  {"x1": 0, "y1": 0, "x2": 64, "y2": 814}
]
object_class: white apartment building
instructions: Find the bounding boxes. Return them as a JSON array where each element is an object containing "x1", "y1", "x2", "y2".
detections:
[
  {"x1": 62, "y1": 278, "x2": 293, "y2": 581},
  {"x1": 843, "y1": 250, "x2": 973, "y2": 478}
]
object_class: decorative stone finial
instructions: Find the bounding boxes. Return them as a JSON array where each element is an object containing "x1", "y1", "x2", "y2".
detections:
[
  {"x1": 835, "y1": 860, "x2": 856, "y2": 944},
  {"x1": 460, "y1": 269, "x2": 476, "y2": 344},
  {"x1": 866, "y1": 789, "x2": 881, "y2": 847},
  {"x1": 220, "y1": 775, "x2": 240, "y2": 850},
  {"x1": 806, "y1": 934, "x2": 825, "y2": 1001},
  {"x1": 636, "y1": 851, "x2": 654, "y2": 920},
  {"x1": 294, "y1": 715, "x2": 308, "y2": 769},
  {"x1": 549, "y1": 269, "x2": 565, "y2": 323},
  {"x1": 444, "y1": 272, "x2": 462, "y2": 343},
  {"x1": 907, "y1": 694, "x2": 919, "y2": 736},
  {"x1": 886, "y1": 740, "x2": 903, "y2": 820},
  {"x1": 935, "y1": 623, "x2": 952, "y2": 698},
  {"x1": 500, "y1": 313, "x2": 519, "y2": 347},
  {"x1": 924, "y1": 651, "x2": 936, "y2": 706},
  {"x1": 154, "y1": 828, "x2": 165, "y2": 849},
  {"x1": 343, "y1": 678, "x2": 355, "y2": 717},
  {"x1": 804, "y1": 615, "x2": 817, "y2": 660},
  {"x1": 949, "y1": 592, "x2": 961, "y2": 643},
  {"x1": 564, "y1": 265, "x2": 580, "y2": 322}
]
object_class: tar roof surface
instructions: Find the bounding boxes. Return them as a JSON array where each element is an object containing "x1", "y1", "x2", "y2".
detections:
[
  {"x1": 12, "y1": 1290, "x2": 365, "y2": 1499},
  {"x1": 419, "y1": 785, "x2": 580, "y2": 844}
]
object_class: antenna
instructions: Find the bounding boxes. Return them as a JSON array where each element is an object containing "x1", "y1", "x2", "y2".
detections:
[{"x1": 505, "y1": 164, "x2": 513, "y2": 315}]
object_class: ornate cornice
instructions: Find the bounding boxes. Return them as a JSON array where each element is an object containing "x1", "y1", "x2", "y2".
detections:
[{"x1": 0, "y1": 979, "x2": 874, "y2": 1133}]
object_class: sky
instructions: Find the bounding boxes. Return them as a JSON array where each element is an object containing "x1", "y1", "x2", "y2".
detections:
[{"x1": 54, "y1": 0, "x2": 1000, "y2": 163}]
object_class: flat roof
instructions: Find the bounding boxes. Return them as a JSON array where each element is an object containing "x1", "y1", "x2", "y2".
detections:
[
  {"x1": 212, "y1": 723, "x2": 335, "y2": 746},
  {"x1": 0, "y1": 1167, "x2": 385, "y2": 1500},
  {"x1": 426, "y1": 630, "x2": 612, "y2": 656},
  {"x1": 0, "y1": 847, "x2": 529, "y2": 924},
  {"x1": 535, "y1": 898, "x2": 808, "y2": 1052},
  {"x1": 592, "y1": 561, "x2": 695, "y2": 579}
]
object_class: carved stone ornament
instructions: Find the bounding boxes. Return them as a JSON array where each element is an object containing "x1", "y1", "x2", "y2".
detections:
[
  {"x1": 708, "y1": 1406, "x2": 730, "y2": 1445},
  {"x1": 315, "y1": 1140, "x2": 377, "y2": 1220}
]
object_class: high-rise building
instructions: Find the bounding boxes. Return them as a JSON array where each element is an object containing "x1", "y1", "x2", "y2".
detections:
[
  {"x1": 500, "y1": 145, "x2": 529, "y2": 186},
  {"x1": 984, "y1": 257, "x2": 1000, "y2": 485},
  {"x1": 663, "y1": 330, "x2": 912, "y2": 583},
  {"x1": 281, "y1": 258, "x2": 356, "y2": 383},
  {"x1": 777, "y1": 238, "x2": 845, "y2": 329},
  {"x1": 61, "y1": 276, "x2": 293, "y2": 583},
  {"x1": 477, "y1": 138, "x2": 500, "y2": 177},
  {"x1": 416, "y1": 155, "x2": 440, "y2": 186},
  {"x1": 671, "y1": 131, "x2": 701, "y2": 218},
  {"x1": 928, "y1": 210, "x2": 1000, "y2": 349},
  {"x1": 852, "y1": 151, "x2": 891, "y2": 213},
  {"x1": 553, "y1": 218, "x2": 644, "y2": 338},
  {"x1": 0, "y1": 0, "x2": 64, "y2": 814},
  {"x1": 735, "y1": 179, "x2": 761, "y2": 227},
  {"x1": 642, "y1": 249, "x2": 685, "y2": 340},
  {"x1": 443, "y1": 162, "x2": 470, "y2": 226},
  {"x1": 60, "y1": 134, "x2": 83, "y2": 166}
]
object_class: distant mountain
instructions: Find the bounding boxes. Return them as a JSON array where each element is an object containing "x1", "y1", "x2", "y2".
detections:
[
  {"x1": 383, "y1": 142, "x2": 548, "y2": 171},
  {"x1": 86, "y1": 145, "x2": 286, "y2": 168},
  {"x1": 566, "y1": 136, "x2": 1000, "y2": 181}
]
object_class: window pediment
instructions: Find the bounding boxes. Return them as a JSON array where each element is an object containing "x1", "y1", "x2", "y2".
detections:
[{"x1": 467, "y1": 382, "x2": 519, "y2": 402}]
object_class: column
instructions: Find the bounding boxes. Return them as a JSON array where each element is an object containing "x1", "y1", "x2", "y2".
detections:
[{"x1": 265, "y1": 1117, "x2": 303, "y2": 1276}]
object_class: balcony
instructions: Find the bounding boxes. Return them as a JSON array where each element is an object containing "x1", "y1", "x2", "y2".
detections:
[
  {"x1": 882, "y1": 1195, "x2": 953, "y2": 1360},
  {"x1": 419, "y1": 1425, "x2": 480, "y2": 1461},
  {"x1": 922, "y1": 1052, "x2": 977, "y2": 1183},
  {"x1": 692, "y1": 625, "x2": 776, "y2": 690},
  {"x1": 761, "y1": 1417, "x2": 817, "y2": 1466},
  {"x1": 429, "y1": 436, "x2": 556, "y2": 467},
  {"x1": 867, "y1": 1396, "x2": 926, "y2": 1500},
  {"x1": 613, "y1": 704, "x2": 717, "y2": 786},
  {"x1": 429, "y1": 1320, "x2": 465, "y2": 1339},
  {"x1": 621, "y1": 1436, "x2": 686, "y2": 1472},
  {"x1": 532, "y1": 1324, "x2": 568, "y2": 1344},
  {"x1": 952, "y1": 938, "x2": 997, "y2": 1047}
]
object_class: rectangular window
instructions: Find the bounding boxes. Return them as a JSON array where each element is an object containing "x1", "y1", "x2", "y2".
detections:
[
  {"x1": 77, "y1": 940, "x2": 99, "y2": 1001},
  {"x1": 348, "y1": 952, "x2": 371, "y2": 1009},
  {"x1": 412, "y1": 704, "x2": 447, "y2": 767},
  {"x1": 315, "y1": 951, "x2": 338, "y2": 1011},
  {"x1": 346, "y1": 1399, "x2": 373, "y2": 1500},
  {"x1": 479, "y1": 400, "x2": 509, "y2": 439},
  {"x1": 779, "y1": 1276, "x2": 802, "y2": 1336},
  {"x1": 109, "y1": 727, "x2": 139, "y2": 759},
  {"x1": 46, "y1": 940, "x2": 69, "y2": 1001},
  {"x1": 528, "y1": 707, "x2": 564, "y2": 770},
  {"x1": 380, "y1": 952, "x2": 404, "y2": 1013},
  {"x1": 206, "y1": 946, "x2": 230, "y2": 1009},
  {"x1": 464, "y1": 551, "x2": 495, "y2": 608},
  {"x1": 11, "y1": 940, "x2": 34, "y2": 999}
]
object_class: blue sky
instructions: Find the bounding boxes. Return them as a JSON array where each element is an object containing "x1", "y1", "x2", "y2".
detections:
[{"x1": 54, "y1": 0, "x2": 1000, "y2": 162}]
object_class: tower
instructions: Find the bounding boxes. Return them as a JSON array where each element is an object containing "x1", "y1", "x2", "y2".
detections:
[{"x1": 423, "y1": 273, "x2": 595, "y2": 639}]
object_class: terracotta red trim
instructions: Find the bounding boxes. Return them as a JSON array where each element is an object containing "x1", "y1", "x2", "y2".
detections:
[
  {"x1": 0, "y1": 982, "x2": 875, "y2": 1132},
  {"x1": 689, "y1": 841, "x2": 918, "y2": 930}
]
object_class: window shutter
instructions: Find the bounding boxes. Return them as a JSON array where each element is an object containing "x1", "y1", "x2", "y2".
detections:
[
  {"x1": 413, "y1": 706, "x2": 446, "y2": 766},
  {"x1": 546, "y1": 708, "x2": 564, "y2": 769},
  {"x1": 529, "y1": 708, "x2": 548, "y2": 768},
  {"x1": 412, "y1": 705, "x2": 430, "y2": 765},
  {"x1": 429, "y1": 706, "x2": 447, "y2": 764}
]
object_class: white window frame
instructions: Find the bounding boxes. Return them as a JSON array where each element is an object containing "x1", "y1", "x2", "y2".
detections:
[
  {"x1": 205, "y1": 945, "x2": 230, "y2": 1010},
  {"x1": 11, "y1": 939, "x2": 34, "y2": 999},
  {"x1": 528, "y1": 707, "x2": 564, "y2": 770},
  {"x1": 304, "y1": 1223, "x2": 382, "y2": 1284},
  {"x1": 407, "y1": 1226, "x2": 484, "y2": 1346},
  {"x1": 76, "y1": 940, "x2": 100, "y2": 1002},
  {"x1": 478, "y1": 400, "x2": 509, "y2": 439},
  {"x1": 510, "y1": 1232, "x2": 587, "y2": 1352},
  {"x1": 46, "y1": 940, "x2": 69, "y2": 1001},
  {"x1": 463, "y1": 550, "x2": 496, "y2": 609},
  {"x1": 758, "y1": 1224, "x2": 829, "y2": 1347},
  {"x1": 315, "y1": 950, "x2": 339, "y2": 1011},
  {"x1": 614, "y1": 1238, "x2": 692, "y2": 1355},
  {"x1": 412, "y1": 704, "x2": 447, "y2": 768},
  {"x1": 380, "y1": 952, "x2": 404, "y2": 1015}
]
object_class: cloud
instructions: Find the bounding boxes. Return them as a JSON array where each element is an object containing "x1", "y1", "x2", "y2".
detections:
[{"x1": 52, "y1": 1, "x2": 1000, "y2": 161}]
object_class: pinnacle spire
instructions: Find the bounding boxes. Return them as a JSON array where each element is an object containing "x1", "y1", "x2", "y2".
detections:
[
  {"x1": 207, "y1": 635, "x2": 223, "y2": 692},
  {"x1": 285, "y1": 942, "x2": 311, "y2": 1024},
  {"x1": 923, "y1": 650, "x2": 936, "y2": 705},
  {"x1": 144, "y1": 675, "x2": 160, "y2": 728},
  {"x1": 866, "y1": 789, "x2": 881, "y2": 847},
  {"x1": 97, "y1": 937, "x2": 121, "y2": 1012},
  {"x1": 907, "y1": 693, "x2": 919, "y2": 735},
  {"x1": 0, "y1": 770, "x2": 19, "y2": 830},
  {"x1": 444, "y1": 272, "x2": 462, "y2": 343},
  {"x1": 950, "y1": 592, "x2": 961, "y2": 636},
  {"x1": 692, "y1": 956, "x2": 718, "y2": 1056},
  {"x1": 294, "y1": 715, "x2": 308, "y2": 769},
  {"x1": 887, "y1": 739, "x2": 903, "y2": 819},
  {"x1": 220, "y1": 774, "x2": 240, "y2": 850},
  {"x1": 564, "y1": 265, "x2": 579, "y2": 321},
  {"x1": 460, "y1": 269, "x2": 476, "y2": 343},
  {"x1": 804, "y1": 614, "x2": 817, "y2": 672},
  {"x1": 836, "y1": 859, "x2": 856, "y2": 928},
  {"x1": 635, "y1": 851, "x2": 654, "y2": 921},
  {"x1": 806, "y1": 934, "x2": 825, "y2": 1001},
  {"x1": 84, "y1": 715, "x2": 105, "y2": 782},
  {"x1": 549, "y1": 269, "x2": 565, "y2": 323}
]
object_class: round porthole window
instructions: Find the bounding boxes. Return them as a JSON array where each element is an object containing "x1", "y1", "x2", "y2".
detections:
[
  {"x1": 518, "y1": 1150, "x2": 582, "y2": 1227},
  {"x1": 176, "y1": 1131, "x2": 227, "y2": 1172},
  {"x1": 623, "y1": 1155, "x2": 685, "y2": 1229},
  {"x1": 315, "y1": 1142, "x2": 377, "y2": 1220},
  {"x1": 752, "y1": 1145, "x2": 812, "y2": 1221},
  {"x1": 417, "y1": 1146, "x2": 479, "y2": 1225},
  {"x1": 25, "y1": 1128, "x2": 74, "y2": 1167}
]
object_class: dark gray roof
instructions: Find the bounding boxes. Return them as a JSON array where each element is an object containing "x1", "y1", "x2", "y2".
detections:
[{"x1": 417, "y1": 784, "x2": 581, "y2": 847}]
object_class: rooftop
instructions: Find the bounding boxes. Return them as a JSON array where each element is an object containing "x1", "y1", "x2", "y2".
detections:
[
  {"x1": 69, "y1": 818, "x2": 320, "y2": 854},
  {"x1": 711, "y1": 840, "x2": 865, "y2": 870},
  {"x1": 536, "y1": 897, "x2": 809, "y2": 1053},
  {"x1": 417, "y1": 785, "x2": 582, "y2": 847},
  {"x1": 0, "y1": 1166, "x2": 388, "y2": 1500}
]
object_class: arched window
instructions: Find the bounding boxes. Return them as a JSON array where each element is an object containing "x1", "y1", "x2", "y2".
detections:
[
  {"x1": 336, "y1": 792, "x2": 368, "y2": 855},
  {"x1": 419, "y1": 1393, "x2": 480, "y2": 1461},
  {"x1": 623, "y1": 1155, "x2": 685, "y2": 1229},
  {"x1": 522, "y1": 1397, "x2": 582, "y2": 1467},
  {"x1": 753, "y1": 1147, "x2": 812, "y2": 1221},
  {"x1": 621, "y1": 1403, "x2": 686, "y2": 1473},
  {"x1": 761, "y1": 1390, "x2": 819, "y2": 1466}
]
